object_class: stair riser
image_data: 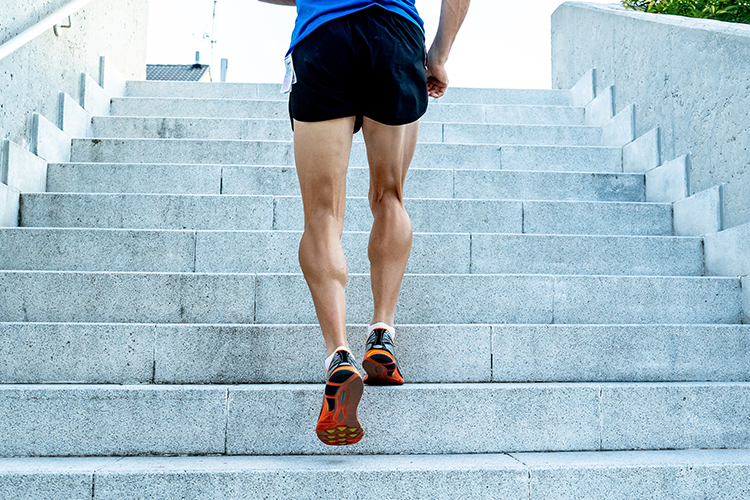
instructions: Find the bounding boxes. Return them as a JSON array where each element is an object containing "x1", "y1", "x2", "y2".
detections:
[
  {"x1": 91, "y1": 117, "x2": 600, "y2": 146},
  {"x1": 0, "y1": 273, "x2": 740, "y2": 324},
  {"x1": 0, "y1": 230, "x2": 703, "y2": 276},
  {"x1": 1, "y1": 383, "x2": 747, "y2": 456},
  {"x1": 91, "y1": 117, "x2": 442, "y2": 143},
  {"x1": 5, "y1": 451, "x2": 749, "y2": 500},
  {"x1": 70, "y1": 139, "x2": 623, "y2": 172},
  {"x1": 124, "y1": 81, "x2": 572, "y2": 106},
  {"x1": 70, "y1": 140, "x2": 622, "y2": 172},
  {"x1": 3, "y1": 324, "x2": 748, "y2": 384},
  {"x1": 21, "y1": 195, "x2": 672, "y2": 235},
  {"x1": 110, "y1": 99, "x2": 582, "y2": 125},
  {"x1": 443, "y1": 123, "x2": 601, "y2": 146},
  {"x1": 47, "y1": 164, "x2": 644, "y2": 202}
]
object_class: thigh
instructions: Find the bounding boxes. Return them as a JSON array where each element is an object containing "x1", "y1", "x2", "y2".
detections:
[
  {"x1": 361, "y1": 117, "x2": 420, "y2": 197},
  {"x1": 294, "y1": 117, "x2": 357, "y2": 226}
]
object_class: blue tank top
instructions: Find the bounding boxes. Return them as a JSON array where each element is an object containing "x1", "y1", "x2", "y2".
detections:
[{"x1": 287, "y1": 0, "x2": 423, "y2": 55}]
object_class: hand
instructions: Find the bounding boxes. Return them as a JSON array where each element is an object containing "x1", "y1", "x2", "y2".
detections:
[{"x1": 425, "y1": 52, "x2": 449, "y2": 99}]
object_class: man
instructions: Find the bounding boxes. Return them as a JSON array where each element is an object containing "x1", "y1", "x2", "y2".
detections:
[{"x1": 259, "y1": 0, "x2": 470, "y2": 446}]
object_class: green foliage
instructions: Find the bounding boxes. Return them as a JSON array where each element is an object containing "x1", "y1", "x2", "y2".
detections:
[{"x1": 621, "y1": 0, "x2": 750, "y2": 24}]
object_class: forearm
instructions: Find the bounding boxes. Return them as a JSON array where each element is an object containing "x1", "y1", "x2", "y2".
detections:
[
  {"x1": 429, "y1": 0, "x2": 470, "y2": 64},
  {"x1": 258, "y1": 0, "x2": 296, "y2": 5}
]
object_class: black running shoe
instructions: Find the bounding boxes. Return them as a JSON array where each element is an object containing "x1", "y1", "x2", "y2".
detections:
[{"x1": 362, "y1": 328, "x2": 404, "y2": 385}]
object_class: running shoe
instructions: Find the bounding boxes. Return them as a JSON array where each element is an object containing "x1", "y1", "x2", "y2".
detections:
[
  {"x1": 362, "y1": 327, "x2": 404, "y2": 385},
  {"x1": 315, "y1": 349, "x2": 364, "y2": 446}
]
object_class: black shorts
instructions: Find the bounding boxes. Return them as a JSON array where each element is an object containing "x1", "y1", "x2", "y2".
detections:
[{"x1": 289, "y1": 6, "x2": 428, "y2": 134}]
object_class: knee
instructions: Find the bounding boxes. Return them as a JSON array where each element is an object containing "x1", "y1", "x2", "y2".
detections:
[{"x1": 369, "y1": 185, "x2": 405, "y2": 214}]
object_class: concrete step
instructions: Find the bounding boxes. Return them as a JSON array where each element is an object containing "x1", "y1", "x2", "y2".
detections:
[
  {"x1": 47, "y1": 163, "x2": 644, "y2": 202},
  {"x1": 0, "y1": 382, "x2": 748, "y2": 456},
  {"x1": 125, "y1": 80, "x2": 573, "y2": 106},
  {"x1": 2, "y1": 323, "x2": 748, "y2": 384},
  {"x1": 90, "y1": 117, "x2": 600, "y2": 146},
  {"x1": 20, "y1": 194, "x2": 672, "y2": 235},
  {"x1": 0, "y1": 272, "x2": 740, "y2": 324},
  {"x1": 442, "y1": 123, "x2": 601, "y2": 145},
  {"x1": 3, "y1": 450, "x2": 749, "y2": 499},
  {"x1": 0, "y1": 229, "x2": 703, "y2": 275},
  {"x1": 109, "y1": 97, "x2": 585, "y2": 125},
  {"x1": 70, "y1": 138, "x2": 622, "y2": 171}
]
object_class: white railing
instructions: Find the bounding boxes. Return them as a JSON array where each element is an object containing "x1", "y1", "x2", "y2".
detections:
[{"x1": 0, "y1": 0, "x2": 96, "y2": 62}]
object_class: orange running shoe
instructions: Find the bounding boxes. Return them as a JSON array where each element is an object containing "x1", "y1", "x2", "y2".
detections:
[
  {"x1": 362, "y1": 327, "x2": 404, "y2": 386},
  {"x1": 316, "y1": 349, "x2": 364, "y2": 446}
]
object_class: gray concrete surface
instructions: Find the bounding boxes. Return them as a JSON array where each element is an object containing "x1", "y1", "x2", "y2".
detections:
[
  {"x1": 744, "y1": 276, "x2": 749, "y2": 324},
  {"x1": 553, "y1": 275, "x2": 741, "y2": 324},
  {"x1": 674, "y1": 185, "x2": 723, "y2": 236},
  {"x1": 0, "y1": 228, "x2": 196, "y2": 272},
  {"x1": 226, "y1": 383, "x2": 600, "y2": 455},
  {"x1": 570, "y1": 69, "x2": 595, "y2": 107},
  {"x1": 253, "y1": 273, "x2": 554, "y2": 325},
  {"x1": 443, "y1": 123, "x2": 600, "y2": 146},
  {"x1": 646, "y1": 155, "x2": 689, "y2": 203},
  {"x1": 0, "y1": 457, "x2": 119, "y2": 500},
  {"x1": 79, "y1": 73, "x2": 110, "y2": 117},
  {"x1": 94, "y1": 454, "x2": 528, "y2": 500},
  {"x1": 1, "y1": 139, "x2": 47, "y2": 193},
  {"x1": 0, "y1": 271, "x2": 256, "y2": 323},
  {"x1": 0, "y1": 385, "x2": 226, "y2": 456},
  {"x1": 58, "y1": 92, "x2": 92, "y2": 138},
  {"x1": 522, "y1": 200, "x2": 672, "y2": 235},
  {"x1": 499, "y1": 145, "x2": 621, "y2": 172},
  {"x1": 601, "y1": 103, "x2": 635, "y2": 147},
  {"x1": 552, "y1": 2, "x2": 750, "y2": 229},
  {"x1": 154, "y1": 324, "x2": 490, "y2": 384},
  {"x1": 514, "y1": 449, "x2": 750, "y2": 500},
  {"x1": 0, "y1": 0, "x2": 148, "y2": 150},
  {"x1": 31, "y1": 113, "x2": 70, "y2": 164},
  {"x1": 4, "y1": 451, "x2": 750, "y2": 500},
  {"x1": 600, "y1": 382, "x2": 750, "y2": 450},
  {"x1": 0, "y1": 182, "x2": 19, "y2": 227},
  {"x1": 20, "y1": 193, "x2": 274, "y2": 230},
  {"x1": 471, "y1": 234, "x2": 703, "y2": 276},
  {"x1": 623, "y1": 127, "x2": 661, "y2": 173},
  {"x1": 585, "y1": 85, "x2": 613, "y2": 126},
  {"x1": 91, "y1": 116, "x2": 443, "y2": 143},
  {"x1": 454, "y1": 170, "x2": 644, "y2": 202},
  {"x1": 0, "y1": 323, "x2": 153, "y2": 383},
  {"x1": 493, "y1": 325, "x2": 750, "y2": 382},
  {"x1": 47, "y1": 163, "x2": 224, "y2": 195},
  {"x1": 705, "y1": 222, "x2": 750, "y2": 276}
]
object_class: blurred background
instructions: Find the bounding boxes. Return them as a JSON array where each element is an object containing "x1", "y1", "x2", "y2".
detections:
[{"x1": 146, "y1": 0, "x2": 618, "y2": 88}]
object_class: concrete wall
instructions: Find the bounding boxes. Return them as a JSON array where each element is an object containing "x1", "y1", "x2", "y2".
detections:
[
  {"x1": 552, "y1": 2, "x2": 750, "y2": 230},
  {"x1": 0, "y1": 0, "x2": 149, "y2": 150}
]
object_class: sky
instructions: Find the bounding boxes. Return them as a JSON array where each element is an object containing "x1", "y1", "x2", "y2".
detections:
[{"x1": 146, "y1": 0, "x2": 618, "y2": 89}]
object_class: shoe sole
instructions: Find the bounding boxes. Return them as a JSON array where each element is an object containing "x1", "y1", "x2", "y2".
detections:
[
  {"x1": 316, "y1": 367, "x2": 364, "y2": 446},
  {"x1": 362, "y1": 349, "x2": 404, "y2": 386}
]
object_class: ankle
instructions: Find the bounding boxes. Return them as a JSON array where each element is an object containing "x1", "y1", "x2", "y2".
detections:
[{"x1": 368, "y1": 322, "x2": 395, "y2": 339}]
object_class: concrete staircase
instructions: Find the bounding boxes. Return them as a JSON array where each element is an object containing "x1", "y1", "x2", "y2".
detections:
[{"x1": 1, "y1": 80, "x2": 749, "y2": 499}]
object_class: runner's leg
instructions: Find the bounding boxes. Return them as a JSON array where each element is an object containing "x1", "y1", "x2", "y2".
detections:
[
  {"x1": 361, "y1": 116, "x2": 420, "y2": 326},
  {"x1": 294, "y1": 116, "x2": 357, "y2": 356}
]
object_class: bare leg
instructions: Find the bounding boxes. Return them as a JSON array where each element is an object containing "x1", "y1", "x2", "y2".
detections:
[
  {"x1": 361, "y1": 117, "x2": 420, "y2": 326},
  {"x1": 294, "y1": 117, "x2": 356, "y2": 356}
]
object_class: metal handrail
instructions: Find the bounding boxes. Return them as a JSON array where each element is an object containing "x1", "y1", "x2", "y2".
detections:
[{"x1": 0, "y1": 0, "x2": 96, "y2": 62}]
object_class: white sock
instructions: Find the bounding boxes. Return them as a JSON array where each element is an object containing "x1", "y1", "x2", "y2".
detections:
[
  {"x1": 368, "y1": 322, "x2": 395, "y2": 339},
  {"x1": 325, "y1": 345, "x2": 352, "y2": 372}
]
